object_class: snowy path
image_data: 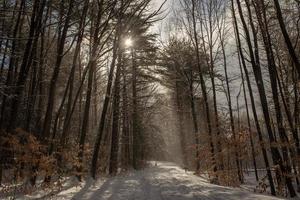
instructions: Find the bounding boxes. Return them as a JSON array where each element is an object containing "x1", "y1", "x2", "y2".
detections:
[{"x1": 43, "y1": 162, "x2": 282, "y2": 200}]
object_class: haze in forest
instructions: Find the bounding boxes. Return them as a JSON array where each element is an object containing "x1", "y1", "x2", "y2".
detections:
[{"x1": 0, "y1": 0, "x2": 300, "y2": 199}]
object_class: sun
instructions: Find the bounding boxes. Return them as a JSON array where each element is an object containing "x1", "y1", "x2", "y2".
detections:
[{"x1": 124, "y1": 37, "x2": 133, "y2": 47}]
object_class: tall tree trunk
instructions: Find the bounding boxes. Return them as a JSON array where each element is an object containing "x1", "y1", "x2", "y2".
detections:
[
  {"x1": 236, "y1": 0, "x2": 292, "y2": 195},
  {"x1": 273, "y1": 0, "x2": 300, "y2": 78},
  {"x1": 189, "y1": 75, "x2": 200, "y2": 171},
  {"x1": 191, "y1": 0, "x2": 217, "y2": 181},
  {"x1": 253, "y1": 0, "x2": 296, "y2": 196},
  {"x1": 231, "y1": 0, "x2": 276, "y2": 195},
  {"x1": 61, "y1": 0, "x2": 89, "y2": 146},
  {"x1": 121, "y1": 62, "x2": 130, "y2": 169},
  {"x1": 240, "y1": 53, "x2": 259, "y2": 181},
  {"x1": 216, "y1": 11, "x2": 239, "y2": 179},
  {"x1": 131, "y1": 47, "x2": 140, "y2": 169},
  {"x1": 276, "y1": 65, "x2": 300, "y2": 187},
  {"x1": 8, "y1": 0, "x2": 47, "y2": 131},
  {"x1": 0, "y1": 0, "x2": 25, "y2": 128},
  {"x1": 109, "y1": 50, "x2": 122, "y2": 175},
  {"x1": 91, "y1": 35, "x2": 119, "y2": 178},
  {"x1": 42, "y1": 0, "x2": 74, "y2": 140},
  {"x1": 77, "y1": 59, "x2": 95, "y2": 180}
]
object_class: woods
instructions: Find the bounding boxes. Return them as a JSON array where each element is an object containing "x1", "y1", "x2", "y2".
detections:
[{"x1": 1, "y1": 0, "x2": 300, "y2": 199}]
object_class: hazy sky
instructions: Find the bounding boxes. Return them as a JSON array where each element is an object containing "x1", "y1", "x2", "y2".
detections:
[
  {"x1": 152, "y1": 0, "x2": 172, "y2": 20},
  {"x1": 149, "y1": 0, "x2": 173, "y2": 39}
]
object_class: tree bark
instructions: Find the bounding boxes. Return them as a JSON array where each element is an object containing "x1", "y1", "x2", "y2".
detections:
[
  {"x1": 42, "y1": 0, "x2": 74, "y2": 140},
  {"x1": 91, "y1": 35, "x2": 119, "y2": 178},
  {"x1": 191, "y1": 0, "x2": 217, "y2": 181},
  {"x1": 231, "y1": 0, "x2": 276, "y2": 195},
  {"x1": 109, "y1": 49, "x2": 122, "y2": 175},
  {"x1": 273, "y1": 0, "x2": 300, "y2": 78}
]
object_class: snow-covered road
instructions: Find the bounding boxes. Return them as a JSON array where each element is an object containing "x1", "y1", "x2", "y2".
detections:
[{"x1": 46, "y1": 162, "x2": 282, "y2": 200}]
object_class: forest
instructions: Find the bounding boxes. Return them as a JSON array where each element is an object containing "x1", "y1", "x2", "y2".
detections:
[{"x1": 0, "y1": 0, "x2": 300, "y2": 199}]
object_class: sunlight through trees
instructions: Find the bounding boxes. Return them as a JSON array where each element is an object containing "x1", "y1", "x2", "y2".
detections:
[{"x1": 0, "y1": 0, "x2": 300, "y2": 199}]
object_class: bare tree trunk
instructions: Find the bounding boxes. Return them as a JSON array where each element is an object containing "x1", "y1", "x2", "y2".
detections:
[
  {"x1": 216, "y1": 9, "x2": 237, "y2": 176},
  {"x1": 62, "y1": 0, "x2": 89, "y2": 145},
  {"x1": 231, "y1": 0, "x2": 276, "y2": 194},
  {"x1": 121, "y1": 62, "x2": 130, "y2": 169},
  {"x1": 191, "y1": 0, "x2": 217, "y2": 181},
  {"x1": 239, "y1": 53, "x2": 259, "y2": 182},
  {"x1": 91, "y1": 35, "x2": 119, "y2": 178},
  {"x1": 131, "y1": 46, "x2": 140, "y2": 169},
  {"x1": 8, "y1": 0, "x2": 47, "y2": 131},
  {"x1": 189, "y1": 75, "x2": 200, "y2": 171},
  {"x1": 42, "y1": 0, "x2": 74, "y2": 140},
  {"x1": 273, "y1": 0, "x2": 300, "y2": 78},
  {"x1": 276, "y1": 66, "x2": 300, "y2": 188},
  {"x1": 109, "y1": 49, "x2": 122, "y2": 175},
  {"x1": 253, "y1": 0, "x2": 296, "y2": 196},
  {"x1": 0, "y1": 0, "x2": 25, "y2": 127}
]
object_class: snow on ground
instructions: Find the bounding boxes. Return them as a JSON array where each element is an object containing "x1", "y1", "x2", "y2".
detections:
[{"x1": 2, "y1": 162, "x2": 285, "y2": 200}]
